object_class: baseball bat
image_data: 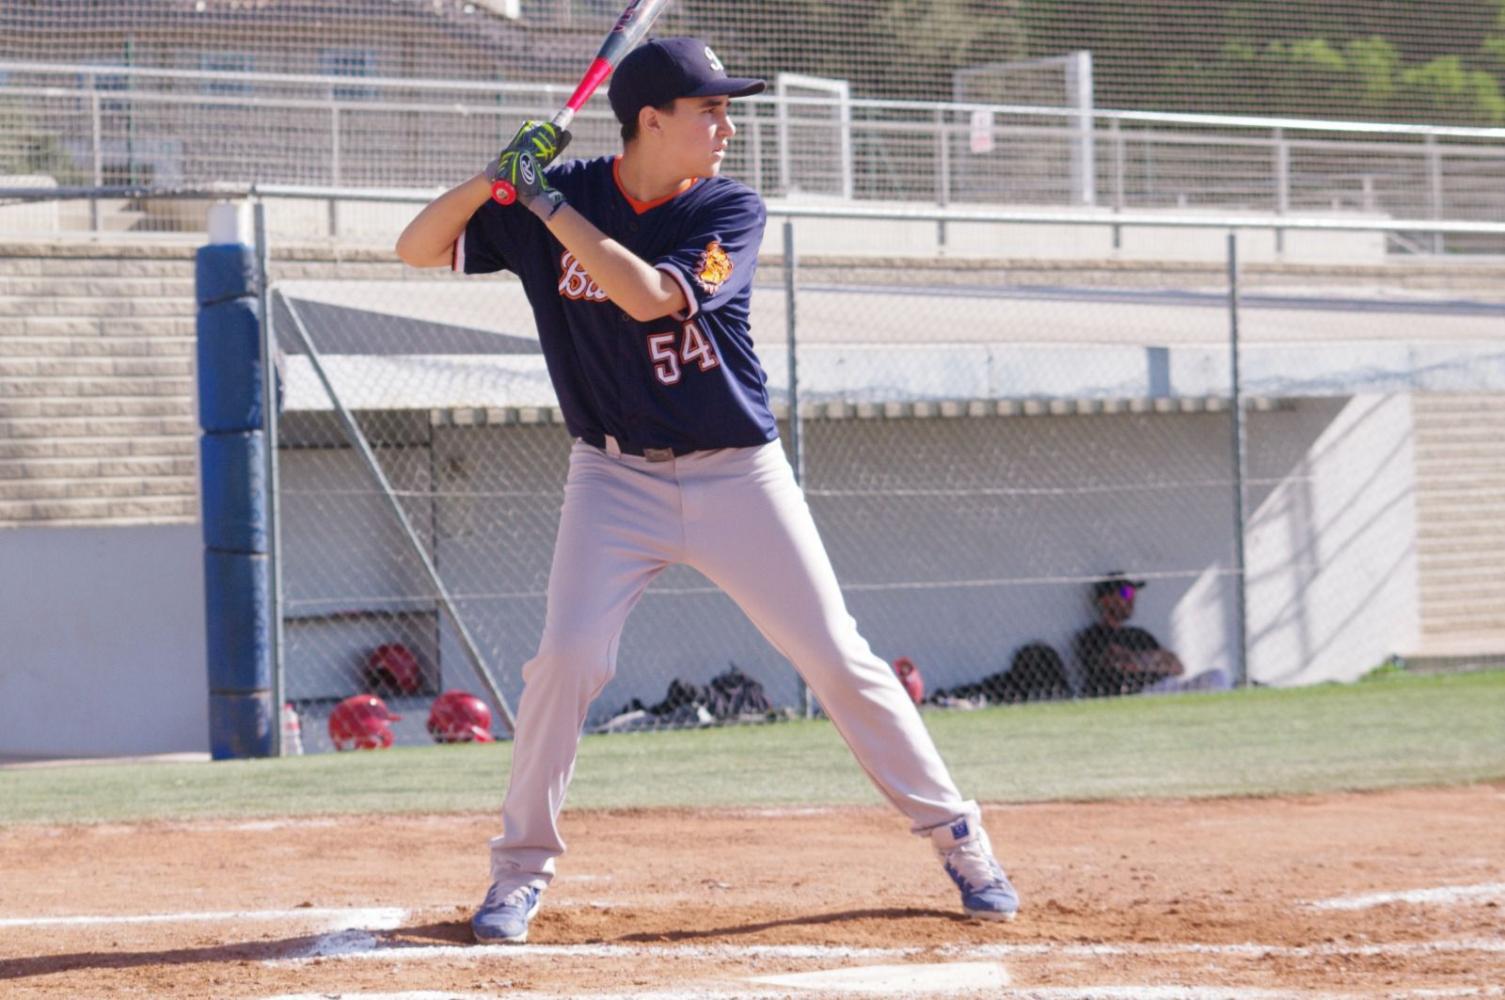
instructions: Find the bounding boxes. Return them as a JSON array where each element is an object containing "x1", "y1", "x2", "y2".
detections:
[{"x1": 491, "y1": 0, "x2": 673, "y2": 205}]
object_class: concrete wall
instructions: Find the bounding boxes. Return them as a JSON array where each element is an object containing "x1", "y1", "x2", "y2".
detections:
[{"x1": 0, "y1": 524, "x2": 207, "y2": 757}]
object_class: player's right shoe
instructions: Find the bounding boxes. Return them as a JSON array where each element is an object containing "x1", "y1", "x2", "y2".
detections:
[
  {"x1": 471, "y1": 882, "x2": 542, "y2": 943},
  {"x1": 931, "y1": 817, "x2": 1020, "y2": 921}
]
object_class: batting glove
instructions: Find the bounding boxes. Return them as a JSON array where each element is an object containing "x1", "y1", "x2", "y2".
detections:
[
  {"x1": 486, "y1": 120, "x2": 571, "y2": 178},
  {"x1": 492, "y1": 149, "x2": 567, "y2": 221}
]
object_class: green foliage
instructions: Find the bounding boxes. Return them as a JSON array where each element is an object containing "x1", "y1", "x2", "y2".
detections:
[
  {"x1": 0, "y1": 103, "x2": 86, "y2": 183},
  {"x1": 1017, "y1": 0, "x2": 1505, "y2": 125},
  {"x1": 1399, "y1": 54, "x2": 1505, "y2": 123}
]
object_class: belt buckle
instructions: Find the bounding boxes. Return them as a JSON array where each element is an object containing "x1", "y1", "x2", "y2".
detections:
[{"x1": 643, "y1": 447, "x2": 675, "y2": 463}]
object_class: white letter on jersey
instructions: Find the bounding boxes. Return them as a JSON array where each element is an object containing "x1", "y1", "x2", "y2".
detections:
[
  {"x1": 558, "y1": 251, "x2": 608, "y2": 302},
  {"x1": 648, "y1": 331, "x2": 682, "y2": 385}
]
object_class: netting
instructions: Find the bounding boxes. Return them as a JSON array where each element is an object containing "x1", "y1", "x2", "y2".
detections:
[
  {"x1": 2, "y1": 1, "x2": 1501, "y2": 116},
  {"x1": 1, "y1": 2, "x2": 1502, "y2": 225},
  {"x1": 257, "y1": 217, "x2": 1505, "y2": 753}
]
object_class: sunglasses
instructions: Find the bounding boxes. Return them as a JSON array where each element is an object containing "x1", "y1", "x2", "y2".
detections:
[{"x1": 1117, "y1": 585, "x2": 1137, "y2": 600}]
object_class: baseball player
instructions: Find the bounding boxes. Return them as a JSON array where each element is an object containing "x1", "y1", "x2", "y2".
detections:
[{"x1": 395, "y1": 37, "x2": 1019, "y2": 944}]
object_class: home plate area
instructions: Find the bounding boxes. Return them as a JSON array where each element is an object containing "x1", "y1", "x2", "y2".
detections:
[{"x1": 2, "y1": 787, "x2": 1502, "y2": 998}]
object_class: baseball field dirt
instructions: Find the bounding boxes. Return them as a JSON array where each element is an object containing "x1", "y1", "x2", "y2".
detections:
[{"x1": 2, "y1": 783, "x2": 1502, "y2": 998}]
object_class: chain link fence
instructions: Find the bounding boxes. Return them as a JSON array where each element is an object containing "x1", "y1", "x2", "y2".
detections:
[{"x1": 233, "y1": 203, "x2": 1505, "y2": 753}]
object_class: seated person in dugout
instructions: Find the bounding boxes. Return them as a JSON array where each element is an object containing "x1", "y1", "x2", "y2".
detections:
[{"x1": 1074, "y1": 573, "x2": 1232, "y2": 697}]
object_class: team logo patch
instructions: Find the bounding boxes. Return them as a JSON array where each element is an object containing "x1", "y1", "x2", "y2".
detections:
[
  {"x1": 950, "y1": 818, "x2": 970, "y2": 841},
  {"x1": 695, "y1": 241, "x2": 733, "y2": 293},
  {"x1": 704, "y1": 46, "x2": 724, "y2": 73}
]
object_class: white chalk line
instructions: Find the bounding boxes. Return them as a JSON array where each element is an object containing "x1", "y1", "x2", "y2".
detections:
[
  {"x1": 264, "y1": 941, "x2": 923, "y2": 965},
  {"x1": 0, "y1": 907, "x2": 406, "y2": 931},
  {"x1": 257, "y1": 987, "x2": 1505, "y2": 1000},
  {"x1": 950, "y1": 939, "x2": 1505, "y2": 960},
  {"x1": 750, "y1": 959, "x2": 1009, "y2": 993},
  {"x1": 1307, "y1": 881, "x2": 1505, "y2": 911},
  {"x1": 262, "y1": 934, "x2": 1505, "y2": 967}
]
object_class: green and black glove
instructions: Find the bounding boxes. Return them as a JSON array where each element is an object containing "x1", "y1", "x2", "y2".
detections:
[{"x1": 486, "y1": 120, "x2": 571, "y2": 221}]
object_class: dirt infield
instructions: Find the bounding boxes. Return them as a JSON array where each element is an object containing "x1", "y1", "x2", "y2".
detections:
[{"x1": 2, "y1": 783, "x2": 1502, "y2": 999}]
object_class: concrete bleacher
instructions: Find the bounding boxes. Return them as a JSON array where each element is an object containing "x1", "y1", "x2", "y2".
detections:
[
  {"x1": 1413, "y1": 393, "x2": 1505, "y2": 660},
  {"x1": 0, "y1": 245, "x2": 199, "y2": 526}
]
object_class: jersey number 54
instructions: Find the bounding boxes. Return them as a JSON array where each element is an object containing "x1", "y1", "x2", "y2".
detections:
[{"x1": 647, "y1": 322, "x2": 720, "y2": 385}]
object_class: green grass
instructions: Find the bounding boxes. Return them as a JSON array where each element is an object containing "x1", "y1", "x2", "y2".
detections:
[{"x1": 3, "y1": 671, "x2": 1503, "y2": 825}]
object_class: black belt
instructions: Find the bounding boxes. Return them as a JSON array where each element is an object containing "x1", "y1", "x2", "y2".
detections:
[{"x1": 581, "y1": 432, "x2": 696, "y2": 463}]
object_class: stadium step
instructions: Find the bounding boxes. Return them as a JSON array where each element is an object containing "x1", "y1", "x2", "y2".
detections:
[
  {"x1": 1411, "y1": 391, "x2": 1505, "y2": 655},
  {"x1": 1420, "y1": 614, "x2": 1505, "y2": 638},
  {"x1": 1412, "y1": 393, "x2": 1505, "y2": 414},
  {"x1": 0, "y1": 455, "x2": 197, "y2": 481},
  {"x1": 0, "y1": 336, "x2": 194, "y2": 359},
  {"x1": 0, "y1": 356, "x2": 193, "y2": 378},
  {"x1": 0, "y1": 435, "x2": 196, "y2": 461},
  {"x1": 0, "y1": 415, "x2": 198, "y2": 440},
  {"x1": 0, "y1": 474, "x2": 197, "y2": 502},
  {"x1": 0, "y1": 376, "x2": 194, "y2": 398},
  {"x1": 0, "y1": 276, "x2": 196, "y2": 299},
  {"x1": 0, "y1": 295, "x2": 194, "y2": 319},
  {"x1": 1418, "y1": 543, "x2": 1505, "y2": 566},
  {"x1": 0, "y1": 253, "x2": 195, "y2": 279},
  {"x1": 0, "y1": 317, "x2": 198, "y2": 339},
  {"x1": 0, "y1": 396, "x2": 193, "y2": 420},
  {"x1": 0, "y1": 494, "x2": 198, "y2": 527}
]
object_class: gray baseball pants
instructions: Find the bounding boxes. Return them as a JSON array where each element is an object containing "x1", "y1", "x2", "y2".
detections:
[{"x1": 489, "y1": 439, "x2": 978, "y2": 887}]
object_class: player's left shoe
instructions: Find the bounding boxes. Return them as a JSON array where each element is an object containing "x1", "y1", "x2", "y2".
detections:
[
  {"x1": 471, "y1": 882, "x2": 542, "y2": 943},
  {"x1": 932, "y1": 816, "x2": 1020, "y2": 921}
]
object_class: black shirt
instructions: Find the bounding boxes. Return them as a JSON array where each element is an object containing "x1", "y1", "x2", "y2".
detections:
[{"x1": 1074, "y1": 623, "x2": 1171, "y2": 697}]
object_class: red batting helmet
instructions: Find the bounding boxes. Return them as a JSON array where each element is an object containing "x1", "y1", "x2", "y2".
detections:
[
  {"x1": 892, "y1": 656, "x2": 925, "y2": 705},
  {"x1": 365, "y1": 643, "x2": 423, "y2": 695},
  {"x1": 427, "y1": 690, "x2": 495, "y2": 744},
  {"x1": 328, "y1": 694, "x2": 401, "y2": 751}
]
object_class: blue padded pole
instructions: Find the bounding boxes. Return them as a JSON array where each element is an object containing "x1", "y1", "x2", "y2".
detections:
[{"x1": 197, "y1": 208, "x2": 274, "y2": 759}]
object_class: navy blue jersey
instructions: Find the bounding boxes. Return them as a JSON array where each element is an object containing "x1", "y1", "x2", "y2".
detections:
[{"x1": 455, "y1": 156, "x2": 777, "y2": 454}]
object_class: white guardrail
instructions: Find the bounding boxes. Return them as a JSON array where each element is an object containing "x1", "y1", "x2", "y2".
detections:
[{"x1": 2, "y1": 59, "x2": 1504, "y2": 234}]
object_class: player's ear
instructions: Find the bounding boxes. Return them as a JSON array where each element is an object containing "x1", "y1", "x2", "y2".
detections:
[
  {"x1": 639, "y1": 101, "x2": 675, "y2": 139},
  {"x1": 637, "y1": 104, "x2": 660, "y2": 139}
]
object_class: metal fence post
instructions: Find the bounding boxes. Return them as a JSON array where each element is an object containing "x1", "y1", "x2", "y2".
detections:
[
  {"x1": 1111, "y1": 118, "x2": 1125, "y2": 250},
  {"x1": 936, "y1": 107, "x2": 950, "y2": 251},
  {"x1": 329, "y1": 103, "x2": 342, "y2": 238},
  {"x1": 783, "y1": 219, "x2": 811, "y2": 718},
  {"x1": 1068, "y1": 50, "x2": 1096, "y2": 207},
  {"x1": 1227, "y1": 232, "x2": 1250, "y2": 689},
  {"x1": 1273, "y1": 127, "x2": 1289, "y2": 255},
  {"x1": 1425, "y1": 134, "x2": 1444, "y2": 254},
  {"x1": 254, "y1": 200, "x2": 287, "y2": 754},
  {"x1": 89, "y1": 76, "x2": 103, "y2": 232},
  {"x1": 750, "y1": 111, "x2": 763, "y2": 193}
]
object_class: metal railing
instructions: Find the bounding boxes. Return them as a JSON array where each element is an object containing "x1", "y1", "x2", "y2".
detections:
[{"x1": 3, "y1": 60, "x2": 1504, "y2": 240}]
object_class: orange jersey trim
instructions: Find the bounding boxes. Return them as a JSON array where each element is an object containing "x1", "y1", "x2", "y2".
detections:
[{"x1": 613, "y1": 156, "x2": 699, "y2": 215}]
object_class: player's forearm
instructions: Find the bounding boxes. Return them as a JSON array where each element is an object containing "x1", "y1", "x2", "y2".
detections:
[
  {"x1": 395, "y1": 173, "x2": 492, "y2": 268},
  {"x1": 544, "y1": 205, "x2": 688, "y2": 322}
]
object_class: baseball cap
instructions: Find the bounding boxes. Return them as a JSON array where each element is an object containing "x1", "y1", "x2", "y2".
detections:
[
  {"x1": 1093, "y1": 572, "x2": 1148, "y2": 599},
  {"x1": 608, "y1": 37, "x2": 765, "y2": 126}
]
